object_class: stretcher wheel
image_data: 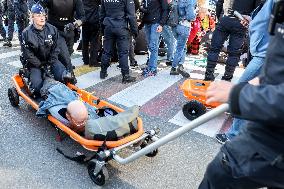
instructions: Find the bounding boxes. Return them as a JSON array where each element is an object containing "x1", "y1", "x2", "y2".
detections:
[
  {"x1": 182, "y1": 100, "x2": 206, "y2": 120},
  {"x1": 140, "y1": 138, "x2": 158, "y2": 157},
  {"x1": 87, "y1": 160, "x2": 109, "y2": 186},
  {"x1": 8, "y1": 87, "x2": 19, "y2": 107}
]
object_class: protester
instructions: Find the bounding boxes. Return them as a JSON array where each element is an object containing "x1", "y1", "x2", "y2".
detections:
[{"x1": 140, "y1": 0, "x2": 169, "y2": 77}]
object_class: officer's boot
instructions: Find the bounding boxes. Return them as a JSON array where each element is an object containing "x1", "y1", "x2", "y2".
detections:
[
  {"x1": 221, "y1": 65, "x2": 236, "y2": 81},
  {"x1": 122, "y1": 74, "x2": 136, "y2": 84},
  {"x1": 204, "y1": 61, "x2": 216, "y2": 81},
  {"x1": 3, "y1": 39, "x2": 12, "y2": 47},
  {"x1": 100, "y1": 70, "x2": 108, "y2": 79}
]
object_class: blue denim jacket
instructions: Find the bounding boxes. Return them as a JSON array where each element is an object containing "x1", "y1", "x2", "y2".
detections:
[
  {"x1": 249, "y1": 0, "x2": 273, "y2": 58},
  {"x1": 178, "y1": 0, "x2": 197, "y2": 21},
  {"x1": 36, "y1": 82, "x2": 98, "y2": 119}
]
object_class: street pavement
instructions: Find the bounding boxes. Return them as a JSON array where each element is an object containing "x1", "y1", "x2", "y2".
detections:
[{"x1": 0, "y1": 38, "x2": 244, "y2": 189}]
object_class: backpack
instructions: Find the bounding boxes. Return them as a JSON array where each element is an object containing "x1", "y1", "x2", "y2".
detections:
[{"x1": 167, "y1": 0, "x2": 179, "y2": 27}]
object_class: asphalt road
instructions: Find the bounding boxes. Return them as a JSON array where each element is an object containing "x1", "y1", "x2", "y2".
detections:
[{"x1": 0, "y1": 43, "x2": 222, "y2": 189}]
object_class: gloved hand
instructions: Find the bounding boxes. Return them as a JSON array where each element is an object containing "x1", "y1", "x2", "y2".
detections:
[
  {"x1": 63, "y1": 71, "x2": 77, "y2": 84},
  {"x1": 74, "y1": 19, "x2": 82, "y2": 28},
  {"x1": 64, "y1": 23, "x2": 75, "y2": 33}
]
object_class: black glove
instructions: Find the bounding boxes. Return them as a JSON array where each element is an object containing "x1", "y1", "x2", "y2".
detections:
[
  {"x1": 63, "y1": 71, "x2": 77, "y2": 84},
  {"x1": 64, "y1": 23, "x2": 75, "y2": 33}
]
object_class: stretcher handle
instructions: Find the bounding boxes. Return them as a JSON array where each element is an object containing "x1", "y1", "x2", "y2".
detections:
[{"x1": 112, "y1": 103, "x2": 229, "y2": 164}]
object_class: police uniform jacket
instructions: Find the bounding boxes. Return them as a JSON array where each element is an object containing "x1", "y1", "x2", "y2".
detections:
[
  {"x1": 100, "y1": 0, "x2": 138, "y2": 35},
  {"x1": 40, "y1": 0, "x2": 85, "y2": 31},
  {"x1": 22, "y1": 23, "x2": 60, "y2": 68}
]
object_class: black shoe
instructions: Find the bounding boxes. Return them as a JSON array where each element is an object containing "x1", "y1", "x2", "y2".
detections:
[
  {"x1": 130, "y1": 61, "x2": 138, "y2": 67},
  {"x1": 221, "y1": 65, "x2": 236, "y2": 81},
  {"x1": 177, "y1": 65, "x2": 190, "y2": 78},
  {"x1": 3, "y1": 40, "x2": 12, "y2": 47},
  {"x1": 215, "y1": 134, "x2": 230, "y2": 144},
  {"x1": 166, "y1": 61, "x2": 172, "y2": 67},
  {"x1": 122, "y1": 74, "x2": 136, "y2": 83},
  {"x1": 170, "y1": 67, "x2": 179, "y2": 75},
  {"x1": 100, "y1": 71, "x2": 108, "y2": 79}
]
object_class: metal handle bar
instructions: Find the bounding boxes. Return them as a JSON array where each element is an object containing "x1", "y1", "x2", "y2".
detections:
[{"x1": 112, "y1": 103, "x2": 229, "y2": 164}]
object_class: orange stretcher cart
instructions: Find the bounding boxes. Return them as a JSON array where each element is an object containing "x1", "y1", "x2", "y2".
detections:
[{"x1": 8, "y1": 70, "x2": 159, "y2": 186}]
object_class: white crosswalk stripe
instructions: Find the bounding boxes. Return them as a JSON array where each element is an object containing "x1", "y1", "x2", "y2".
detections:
[{"x1": 3, "y1": 40, "x2": 245, "y2": 139}]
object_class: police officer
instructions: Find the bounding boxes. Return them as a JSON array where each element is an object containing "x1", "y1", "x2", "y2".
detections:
[
  {"x1": 204, "y1": 0, "x2": 263, "y2": 81},
  {"x1": 39, "y1": 0, "x2": 85, "y2": 77},
  {"x1": 14, "y1": 0, "x2": 29, "y2": 45},
  {"x1": 2, "y1": 0, "x2": 15, "y2": 47},
  {"x1": 100, "y1": 0, "x2": 138, "y2": 83},
  {"x1": 81, "y1": 0, "x2": 101, "y2": 67},
  {"x1": 22, "y1": 4, "x2": 71, "y2": 97},
  {"x1": 198, "y1": 1, "x2": 284, "y2": 188}
]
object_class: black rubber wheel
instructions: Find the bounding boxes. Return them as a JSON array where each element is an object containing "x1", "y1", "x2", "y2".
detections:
[
  {"x1": 8, "y1": 87, "x2": 19, "y2": 107},
  {"x1": 87, "y1": 160, "x2": 109, "y2": 186},
  {"x1": 140, "y1": 138, "x2": 158, "y2": 157},
  {"x1": 182, "y1": 100, "x2": 206, "y2": 120}
]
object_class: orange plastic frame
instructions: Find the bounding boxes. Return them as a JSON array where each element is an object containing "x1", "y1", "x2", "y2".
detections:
[
  {"x1": 180, "y1": 79, "x2": 220, "y2": 108},
  {"x1": 12, "y1": 74, "x2": 144, "y2": 151}
]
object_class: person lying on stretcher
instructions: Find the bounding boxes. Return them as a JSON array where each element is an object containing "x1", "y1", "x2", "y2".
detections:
[{"x1": 36, "y1": 77, "x2": 139, "y2": 141}]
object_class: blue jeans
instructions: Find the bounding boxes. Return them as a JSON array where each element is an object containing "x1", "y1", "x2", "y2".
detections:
[
  {"x1": 226, "y1": 56, "x2": 265, "y2": 139},
  {"x1": 161, "y1": 25, "x2": 176, "y2": 61},
  {"x1": 172, "y1": 24, "x2": 190, "y2": 68},
  {"x1": 144, "y1": 23, "x2": 161, "y2": 70}
]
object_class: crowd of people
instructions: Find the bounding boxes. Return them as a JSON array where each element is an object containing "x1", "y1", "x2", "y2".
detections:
[{"x1": 1, "y1": 0, "x2": 284, "y2": 188}]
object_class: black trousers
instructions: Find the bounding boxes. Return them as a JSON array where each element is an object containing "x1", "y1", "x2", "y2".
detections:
[
  {"x1": 82, "y1": 22, "x2": 100, "y2": 65},
  {"x1": 29, "y1": 60, "x2": 66, "y2": 95},
  {"x1": 101, "y1": 27, "x2": 130, "y2": 75},
  {"x1": 207, "y1": 16, "x2": 246, "y2": 67},
  {"x1": 199, "y1": 136, "x2": 284, "y2": 189},
  {"x1": 57, "y1": 30, "x2": 74, "y2": 72}
]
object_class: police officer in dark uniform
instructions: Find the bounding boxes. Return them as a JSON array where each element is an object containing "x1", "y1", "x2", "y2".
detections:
[
  {"x1": 204, "y1": 0, "x2": 262, "y2": 81},
  {"x1": 81, "y1": 0, "x2": 101, "y2": 67},
  {"x1": 14, "y1": 0, "x2": 29, "y2": 45},
  {"x1": 2, "y1": 0, "x2": 15, "y2": 47},
  {"x1": 39, "y1": 0, "x2": 85, "y2": 77},
  {"x1": 198, "y1": 1, "x2": 284, "y2": 188},
  {"x1": 22, "y1": 4, "x2": 71, "y2": 96},
  {"x1": 100, "y1": 0, "x2": 138, "y2": 83}
]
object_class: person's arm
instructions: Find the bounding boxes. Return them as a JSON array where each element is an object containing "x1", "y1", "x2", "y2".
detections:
[
  {"x1": 159, "y1": 0, "x2": 169, "y2": 26},
  {"x1": 184, "y1": 0, "x2": 197, "y2": 21},
  {"x1": 229, "y1": 82, "x2": 284, "y2": 124},
  {"x1": 125, "y1": 0, "x2": 138, "y2": 37},
  {"x1": 22, "y1": 31, "x2": 43, "y2": 68},
  {"x1": 215, "y1": 0, "x2": 224, "y2": 19}
]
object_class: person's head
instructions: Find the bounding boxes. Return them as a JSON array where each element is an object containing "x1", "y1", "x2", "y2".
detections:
[
  {"x1": 198, "y1": 7, "x2": 208, "y2": 20},
  {"x1": 31, "y1": 4, "x2": 46, "y2": 30},
  {"x1": 66, "y1": 100, "x2": 88, "y2": 133}
]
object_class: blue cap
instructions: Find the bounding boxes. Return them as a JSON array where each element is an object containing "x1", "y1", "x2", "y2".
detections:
[{"x1": 31, "y1": 4, "x2": 45, "y2": 14}]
